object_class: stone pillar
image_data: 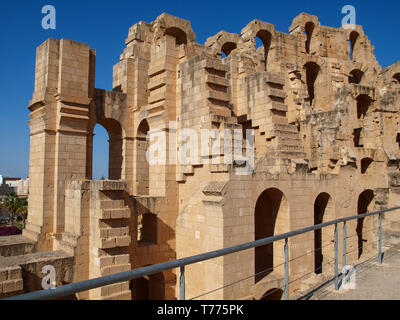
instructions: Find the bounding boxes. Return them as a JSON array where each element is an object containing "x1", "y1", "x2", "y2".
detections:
[{"x1": 24, "y1": 38, "x2": 95, "y2": 251}]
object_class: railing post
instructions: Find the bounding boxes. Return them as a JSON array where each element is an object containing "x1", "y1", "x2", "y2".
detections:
[
  {"x1": 378, "y1": 213, "x2": 383, "y2": 264},
  {"x1": 180, "y1": 266, "x2": 185, "y2": 300},
  {"x1": 342, "y1": 221, "x2": 347, "y2": 270},
  {"x1": 334, "y1": 223, "x2": 339, "y2": 291},
  {"x1": 284, "y1": 238, "x2": 289, "y2": 300}
]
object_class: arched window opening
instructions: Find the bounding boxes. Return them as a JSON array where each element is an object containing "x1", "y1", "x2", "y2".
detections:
[
  {"x1": 361, "y1": 158, "x2": 373, "y2": 174},
  {"x1": 91, "y1": 119, "x2": 123, "y2": 181},
  {"x1": 314, "y1": 193, "x2": 335, "y2": 275},
  {"x1": 357, "y1": 190, "x2": 374, "y2": 259},
  {"x1": 349, "y1": 69, "x2": 364, "y2": 84},
  {"x1": 305, "y1": 22, "x2": 315, "y2": 54},
  {"x1": 255, "y1": 188, "x2": 289, "y2": 283},
  {"x1": 256, "y1": 30, "x2": 272, "y2": 71},
  {"x1": 304, "y1": 62, "x2": 320, "y2": 106},
  {"x1": 221, "y1": 42, "x2": 237, "y2": 58},
  {"x1": 137, "y1": 120, "x2": 150, "y2": 195},
  {"x1": 164, "y1": 27, "x2": 187, "y2": 45},
  {"x1": 130, "y1": 271, "x2": 165, "y2": 300},
  {"x1": 349, "y1": 31, "x2": 359, "y2": 61},
  {"x1": 91, "y1": 124, "x2": 109, "y2": 180},
  {"x1": 260, "y1": 288, "x2": 284, "y2": 300},
  {"x1": 393, "y1": 73, "x2": 400, "y2": 84},
  {"x1": 356, "y1": 94, "x2": 372, "y2": 119}
]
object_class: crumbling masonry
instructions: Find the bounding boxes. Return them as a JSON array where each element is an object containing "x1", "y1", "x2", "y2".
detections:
[{"x1": 2, "y1": 12, "x2": 400, "y2": 300}]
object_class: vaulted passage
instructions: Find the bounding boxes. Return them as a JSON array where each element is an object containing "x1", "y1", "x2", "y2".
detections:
[
  {"x1": 130, "y1": 271, "x2": 165, "y2": 300},
  {"x1": 314, "y1": 193, "x2": 335, "y2": 274},
  {"x1": 357, "y1": 190, "x2": 374, "y2": 259},
  {"x1": 254, "y1": 188, "x2": 289, "y2": 283},
  {"x1": 136, "y1": 120, "x2": 150, "y2": 195}
]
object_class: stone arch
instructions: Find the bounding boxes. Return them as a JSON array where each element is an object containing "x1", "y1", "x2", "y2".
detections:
[
  {"x1": 255, "y1": 30, "x2": 272, "y2": 71},
  {"x1": 357, "y1": 189, "x2": 375, "y2": 259},
  {"x1": 164, "y1": 27, "x2": 187, "y2": 45},
  {"x1": 254, "y1": 188, "x2": 289, "y2": 283},
  {"x1": 361, "y1": 157, "x2": 374, "y2": 174},
  {"x1": 314, "y1": 193, "x2": 335, "y2": 274},
  {"x1": 349, "y1": 69, "x2": 364, "y2": 84},
  {"x1": 349, "y1": 31, "x2": 360, "y2": 61},
  {"x1": 304, "y1": 61, "x2": 320, "y2": 106},
  {"x1": 305, "y1": 21, "x2": 315, "y2": 54},
  {"x1": 260, "y1": 288, "x2": 283, "y2": 300},
  {"x1": 153, "y1": 13, "x2": 196, "y2": 45},
  {"x1": 87, "y1": 118, "x2": 123, "y2": 181},
  {"x1": 136, "y1": 119, "x2": 150, "y2": 195},
  {"x1": 221, "y1": 42, "x2": 237, "y2": 57},
  {"x1": 205, "y1": 31, "x2": 241, "y2": 58}
]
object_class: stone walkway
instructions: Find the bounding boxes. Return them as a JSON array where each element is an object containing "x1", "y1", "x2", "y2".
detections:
[{"x1": 307, "y1": 242, "x2": 400, "y2": 300}]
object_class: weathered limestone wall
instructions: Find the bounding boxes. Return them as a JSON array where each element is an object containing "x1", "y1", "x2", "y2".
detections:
[{"x1": 13, "y1": 12, "x2": 400, "y2": 300}]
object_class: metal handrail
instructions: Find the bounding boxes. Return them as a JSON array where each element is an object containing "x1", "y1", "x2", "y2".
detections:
[{"x1": 4, "y1": 206, "x2": 400, "y2": 300}]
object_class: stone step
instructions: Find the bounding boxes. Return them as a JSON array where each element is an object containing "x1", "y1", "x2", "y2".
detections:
[
  {"x1": 100, "y1": 208, "x2": 131, "y2": 220},
  {"x1": 99, "y1": 235, "x2": 131, "y2": 249},
  {"x1": 276, "y1": 144, "x2": 305, "y2": 153},
  {"x1": 100, "y1": 199, "x2": 125, "y2": 210},
  {"x1": 101, "y1": 263, "x2": 131, "y2": 277},
  {"x1": 270, "y1": 130, "x2": 301, "y2": 140},
  {"x1": 100, "y1": 227, "x2": 130, "y2": 239},
  {"x1": 275, "y1": 136, "x2": 303, "y2": 146},
  {"x1": 269, "y1": 151, "x2": 307, "y2": 159},
  {"x1": 100, "y1": 281, "x2": 130, "y2": 298},
  {"x1": 102, "y1": 290, "x2": 132, "y2": 300}
]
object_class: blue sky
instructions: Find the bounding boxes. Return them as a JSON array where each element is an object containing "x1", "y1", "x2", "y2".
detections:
[{"x1": 0, "y1": 0, "x2": 399, "y2": 179}]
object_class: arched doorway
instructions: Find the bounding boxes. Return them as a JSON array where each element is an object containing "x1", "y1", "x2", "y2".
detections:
[
  {"x1": 91, "y1": 124, "x2": 109, "y2": 180},
  {"x1": 255, "y1": 30, "x2": 272, "y2": 71},
  {"x1": 136, "y1": 120, "x2": 150, "y2": 195},
  {"x1": 314, "y1": 193, "x2": 335, "y2": 274},
  {"x1": 89, "y1": 119, "x2": 123, "y2": 180},
  {"x1": 357, "y1": 190, "x2": 374, "y2": 259},
  {"x1": 260, "y1": 288, "x2": 283, "y2": 300},
  {"x1": 254, "y1": 188, "x2": 289, "y2": 283}
]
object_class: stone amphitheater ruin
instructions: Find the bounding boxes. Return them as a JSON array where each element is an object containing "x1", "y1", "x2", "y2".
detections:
[{"x1": 1, "y1": 12, "x2": 400, "y2": 300}]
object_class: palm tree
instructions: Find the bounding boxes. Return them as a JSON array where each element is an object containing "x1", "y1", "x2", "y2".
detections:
[
  {"x1": 3, "y1": 192, "x2": 28, "y2": 228},
  {"x1": 3, "y1": 192, "x2": 18, "y2": 225},
  {"x1": 16, "y1": 197, "x2": 28, "y2": 228}
]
